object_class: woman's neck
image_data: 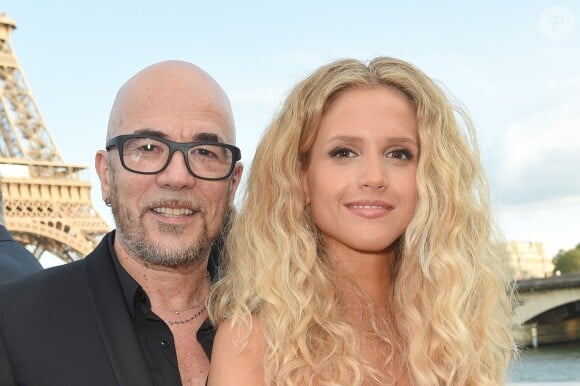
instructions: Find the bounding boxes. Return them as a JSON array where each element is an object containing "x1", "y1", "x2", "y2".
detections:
[{"x1": 330, "y1": 244, "x2": 396, "y2": 309}]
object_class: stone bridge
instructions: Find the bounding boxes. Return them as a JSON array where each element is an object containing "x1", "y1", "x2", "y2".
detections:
[
  {"x1": 515, "y1": 273, "x2": 580, "y2": 324},
  {"x1": 514, "y1": 273, "x2": 580, "y2": 345}
]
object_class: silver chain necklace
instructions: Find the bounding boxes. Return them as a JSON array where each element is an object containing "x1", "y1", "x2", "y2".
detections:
[
  {"x1": 164, "y1": 305, "x2": 207, "y2": 326},
  {"x1": 151, "y1": 299, "x2": 206, "y2": 315}
]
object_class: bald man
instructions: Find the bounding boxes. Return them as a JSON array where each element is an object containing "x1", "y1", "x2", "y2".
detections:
[{"x1": 0, "y1": 61, "x2": 243, "y2": 386}]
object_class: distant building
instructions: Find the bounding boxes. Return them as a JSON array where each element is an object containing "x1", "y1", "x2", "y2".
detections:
[{"x1": 507, "y1": 241, "x2": 553, "y2": 280}]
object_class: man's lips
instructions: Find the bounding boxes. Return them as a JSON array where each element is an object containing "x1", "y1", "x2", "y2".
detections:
[
  {"x1": 151, "y1": 207, "x2": 196, "y2": 217},
  {"x1": 146, "y1": 199, "x2": 201, "y2": 218}
]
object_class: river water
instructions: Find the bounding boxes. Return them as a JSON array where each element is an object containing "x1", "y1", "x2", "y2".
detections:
[{"x1": 507, "y1": 341, "x2": 580, "y2": 385}]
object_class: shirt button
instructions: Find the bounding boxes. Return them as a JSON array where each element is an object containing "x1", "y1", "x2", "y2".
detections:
[{"x1": 160, "y1": 339, "x2": 169, "y2": 348}]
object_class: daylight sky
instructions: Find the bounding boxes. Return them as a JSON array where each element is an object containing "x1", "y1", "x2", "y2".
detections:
[{"x1": 3, "y1": 1, "x2": 579, "y2": 261}]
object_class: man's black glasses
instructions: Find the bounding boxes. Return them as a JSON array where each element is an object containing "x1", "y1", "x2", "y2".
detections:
[{"x1": 106, "y1": 134, "x2": 241, "y2": 181}]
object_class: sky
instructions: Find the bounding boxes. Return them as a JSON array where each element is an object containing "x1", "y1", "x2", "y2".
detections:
[{"x1": 2, "y1": 0, "x2": 579, "y2": 264}]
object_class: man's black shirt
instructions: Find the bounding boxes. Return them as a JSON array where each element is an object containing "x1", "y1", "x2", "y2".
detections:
[{"x1": 110, "y1": 235, "x2": 215, "y2": 386}]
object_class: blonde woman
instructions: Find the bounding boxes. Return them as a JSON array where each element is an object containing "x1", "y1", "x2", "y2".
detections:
[{"x1": 208, "y1": 57, "x2": 515, "y2": 385}]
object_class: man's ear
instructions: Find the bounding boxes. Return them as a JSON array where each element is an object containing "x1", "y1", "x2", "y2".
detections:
[
  {"x1": 95, "y1": 150, "x2": 110, "y2": 202},
  {"x1": 227, "y1": 163, "x2": 243, "y2": 205}
]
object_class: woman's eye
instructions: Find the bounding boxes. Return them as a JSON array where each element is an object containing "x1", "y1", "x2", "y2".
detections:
[
  {"x1": 329, "y1": 147, "x2": 355, "y2": 158},
  {"x1": 387, "y1": 149, "x2": 413, "y2": 160}
]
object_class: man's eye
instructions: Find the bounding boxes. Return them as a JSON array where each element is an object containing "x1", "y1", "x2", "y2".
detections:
[
  {"x1": 138, "y1": 143, "x2": 158, "y2": 152},
  {"x1": 194, "y1": 148, "x2": 215, "y2": 157}
]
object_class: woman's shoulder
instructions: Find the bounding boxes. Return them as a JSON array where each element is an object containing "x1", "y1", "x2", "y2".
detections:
[
  {"x1": 215, "y1": 315, "x2": 265, "y2": 352},
  {"x1": 208, "y1": 315, "x2": 266, "y2": 386}
]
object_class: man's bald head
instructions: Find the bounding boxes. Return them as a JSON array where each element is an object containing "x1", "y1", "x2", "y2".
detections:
[
  {"x1": 95, "y1": 59, "x2": 243, "y2": 275},
  {"x1": 107, "y1": 60, "x2": 236, "y2": 143}
]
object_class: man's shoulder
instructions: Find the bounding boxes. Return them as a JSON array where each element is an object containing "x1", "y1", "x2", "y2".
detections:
[
  {"x1": 0, "y1": 226, "x2": 43, "y2": 282},
  {"x1": 0, "y1": 232, "x2": 117, "y2": 309},
  {"x1": 0, "y1": 246, "x2": 43, "y2": 282},
  {"x1": 0, "y1": 231, "x2": 114, "y2": 295},
  {"x1": 0, "y1": 258, "x2": 87, "y2": 304}
]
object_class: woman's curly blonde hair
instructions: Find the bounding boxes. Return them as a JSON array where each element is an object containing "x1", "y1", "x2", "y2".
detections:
[{"x1": 210, "y1": 56, "x2": 516, "y2": 385}]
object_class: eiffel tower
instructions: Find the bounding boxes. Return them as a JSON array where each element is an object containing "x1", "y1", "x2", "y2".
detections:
[{"x1": 0, "y1": 13, "x2": 110, "y2": 263}]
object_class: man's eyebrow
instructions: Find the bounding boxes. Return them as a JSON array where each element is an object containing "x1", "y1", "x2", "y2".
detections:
[
  {"x1": 193, "y1": 132, "x2": 220, "y2": 142},
  {"x1": 134, "y1": 128, "x2": 167, "y2": 138}
]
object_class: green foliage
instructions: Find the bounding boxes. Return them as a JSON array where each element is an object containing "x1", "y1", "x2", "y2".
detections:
[{"x1": 552, "y1": 245, "x2": 580, "y2": 274}]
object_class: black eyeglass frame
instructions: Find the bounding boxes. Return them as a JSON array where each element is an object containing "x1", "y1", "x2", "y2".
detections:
[{"x1": 105, "y1": 134, "x2": 241, "y2": 181}]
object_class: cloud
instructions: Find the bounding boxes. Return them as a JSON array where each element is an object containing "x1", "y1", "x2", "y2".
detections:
[
  {"x1": 493, "y1": 95, "x2": 580, "y2": 205},
  {"x1": 497, "y1": 195, "x2": 580, "y2": 257}
]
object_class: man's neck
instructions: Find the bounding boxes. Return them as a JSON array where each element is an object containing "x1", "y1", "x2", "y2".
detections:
[{"x1": 116, "y1": 244, "x2": 210, "y2": 312}]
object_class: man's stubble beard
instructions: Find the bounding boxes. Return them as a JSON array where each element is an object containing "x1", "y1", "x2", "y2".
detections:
[{"x1": 108, "y1": 166, "x2": 230, "y2": 269}]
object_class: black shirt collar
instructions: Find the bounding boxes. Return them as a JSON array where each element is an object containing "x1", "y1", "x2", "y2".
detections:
[
  {"x1": 108, "y1": 231, "x2": 220, "y2": 317},
  {"x1": 108, "y1": 231, "x2": 217, "y2": 359},
  {"x1": 108, "y1": 232, "x2": 143, "y2": 318}
]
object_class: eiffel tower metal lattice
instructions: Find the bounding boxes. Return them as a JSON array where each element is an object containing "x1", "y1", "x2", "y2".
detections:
[{"x1": 0, "y1": 13, "x2": 110, "y2": 263}]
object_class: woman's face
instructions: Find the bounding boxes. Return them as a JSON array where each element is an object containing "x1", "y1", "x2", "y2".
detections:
[{"x1": 302, "y1": 86, "x2": 419, "y2": 259}]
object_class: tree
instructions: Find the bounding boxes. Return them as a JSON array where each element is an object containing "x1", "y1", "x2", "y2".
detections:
[{"x1": 553, "y1": 244, "x2": 580, "y2": 274}]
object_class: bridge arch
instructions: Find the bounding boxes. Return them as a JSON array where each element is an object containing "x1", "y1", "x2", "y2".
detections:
[
  {"x1": 515, "y1": 288, "x2": 580, "y2": 325},
  {"x1": 514, "y1": 274, "x2": 580, "y2": 325}
]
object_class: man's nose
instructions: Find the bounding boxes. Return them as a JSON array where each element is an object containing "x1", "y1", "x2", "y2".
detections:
[{"x1": 156, "y1": 150, "x2": 196, "y2": 189}]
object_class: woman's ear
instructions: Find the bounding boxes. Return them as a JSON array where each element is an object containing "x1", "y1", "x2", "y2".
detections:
[{"x1": 301, "y1": 170, "x2": 310, "y2": 206}]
